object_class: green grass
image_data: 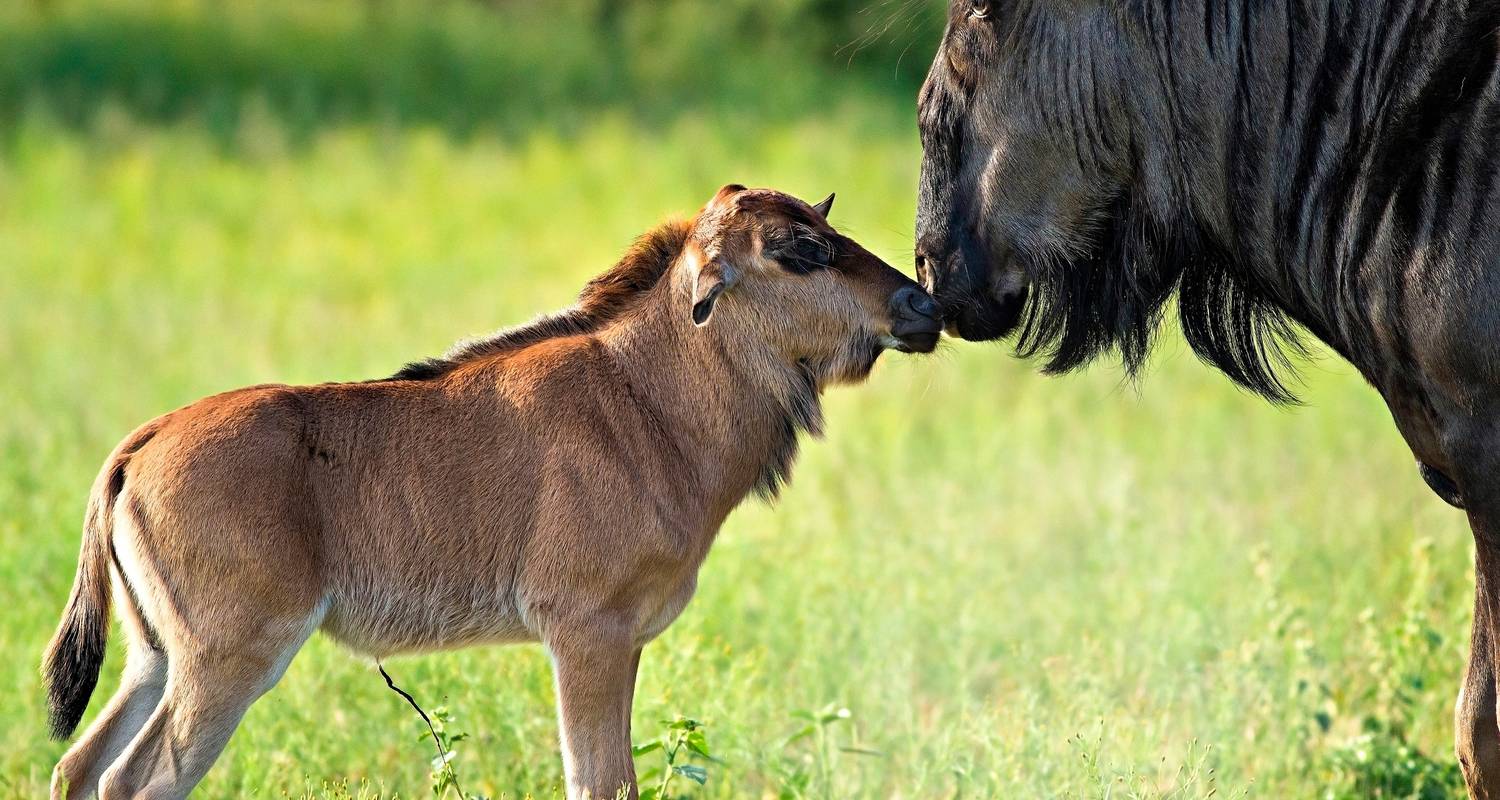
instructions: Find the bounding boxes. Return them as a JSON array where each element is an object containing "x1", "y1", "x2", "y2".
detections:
[{"x1": 0, "y1": 9, "x2": 1481, "y2": 799}]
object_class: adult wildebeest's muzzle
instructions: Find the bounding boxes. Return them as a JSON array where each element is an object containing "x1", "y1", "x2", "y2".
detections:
[
  {"x1": 914, "y1": 232, "x2": 1028, "y2": 343},
  {"x1": 912, "y1": 29, "x2": 1032, "y2": 345},
  {"x1": 887, "y1": 284, "x2": 944, "y2": 353}
]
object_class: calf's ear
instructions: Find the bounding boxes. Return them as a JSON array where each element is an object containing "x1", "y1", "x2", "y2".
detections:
[
  {"x1": 710, "y1": 184, "x2": 746, "y2": 208},
  {"x1": 692, "y1": 259, "x2": 738, "y2": 326}
]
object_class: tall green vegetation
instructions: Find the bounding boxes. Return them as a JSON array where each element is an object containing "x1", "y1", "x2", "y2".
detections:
[{"x1": 0, "y1": 0, "x2": 939, "y2": 144}]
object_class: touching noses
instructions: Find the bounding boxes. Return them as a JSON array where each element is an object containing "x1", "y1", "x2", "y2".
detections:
[
  {"x1": 892, "y1": 284, "x2": 939, "y2": 322},
  {"x1": 887, "y1": 284, "x2": 943, "y2": 353}
]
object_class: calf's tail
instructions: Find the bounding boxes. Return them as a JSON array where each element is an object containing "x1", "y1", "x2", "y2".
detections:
[{"x1": 41, "y1": 448, "x2": 130, "y2": 740}]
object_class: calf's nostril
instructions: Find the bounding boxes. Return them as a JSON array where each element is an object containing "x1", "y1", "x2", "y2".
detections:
[
  {"x1": 891, "y1": 286, "x2": 939, "y2": 323},
  {"x1": 910, "y1": 290, "x2": 937, "y2": 318}
]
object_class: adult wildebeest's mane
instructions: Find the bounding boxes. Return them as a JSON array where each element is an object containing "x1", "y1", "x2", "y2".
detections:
[
  {"x1": 999, "y1": 0, "x2": 1500, "y2": 403},
  {"x1": 389, "y1": 219, "x2": 692, "y2": 380}
]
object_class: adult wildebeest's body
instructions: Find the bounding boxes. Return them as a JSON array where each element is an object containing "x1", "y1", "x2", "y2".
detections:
[
  {"x1": 914, "y1": 0, "x2": 1500, "y2": 792},
  {"x1": 42, "y1": 186, "x2": 941, "y2": 800}
]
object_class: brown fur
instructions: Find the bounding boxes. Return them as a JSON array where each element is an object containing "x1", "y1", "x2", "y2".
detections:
[{"x1": 42, "y1": 186, "x2": 937, "y2": 800}]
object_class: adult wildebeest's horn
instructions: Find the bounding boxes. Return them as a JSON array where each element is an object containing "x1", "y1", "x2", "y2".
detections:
[{"x1": 812, "y1": 193, "x2": 835, "y2": 218}]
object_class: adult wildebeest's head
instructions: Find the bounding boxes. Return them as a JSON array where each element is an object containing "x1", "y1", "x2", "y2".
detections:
[{"x1": 915, "y1": 0, "x2": 1302, "y2": 400}]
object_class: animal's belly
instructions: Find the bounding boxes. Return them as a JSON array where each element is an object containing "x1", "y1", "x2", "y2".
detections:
[
  {"x1": 319, "y1": 580, "x2": 534, "y2": 656},
  {"x1": 633, "y1": 576, "x2": 699, "y2": 647}
]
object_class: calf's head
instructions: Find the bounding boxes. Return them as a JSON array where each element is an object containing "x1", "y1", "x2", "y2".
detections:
[{"x1": 683, "y1": 185, "x2": 941, "y2": 384}]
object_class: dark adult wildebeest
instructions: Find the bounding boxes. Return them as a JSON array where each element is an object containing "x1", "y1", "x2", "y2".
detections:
[
  {"x1": 913, "y1": 0, "x2": 1500, "y2": 793},
  {"x1": 42, "y1": 186, "x2": 940, "y2": 800}
]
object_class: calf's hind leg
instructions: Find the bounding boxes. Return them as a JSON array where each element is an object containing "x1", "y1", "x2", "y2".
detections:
[
  {"x1": 97, "y1": 615, "x2": 319, "y2": 800},
  {"x1": 547, "y1": 625, "x2": 641, "y2": 800},
  {"x1": 53, "y1": 569, "x2": 171, "y2": 800},
  {"x1": 52, "y1": 641, "x2": 166, "y2": 800}
]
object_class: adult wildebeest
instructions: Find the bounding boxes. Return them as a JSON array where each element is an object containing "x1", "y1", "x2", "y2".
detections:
[
  {"x1": 42, "y1": 185, "x2": 941, "y2": 800},
  {"x1": 913, "y1": 0, "x2": 1500, "y2": 793}
]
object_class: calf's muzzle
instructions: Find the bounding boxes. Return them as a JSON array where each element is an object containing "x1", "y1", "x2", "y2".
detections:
[{"x1": 888, "y1": 284, "x2": 943, "y2": 353}]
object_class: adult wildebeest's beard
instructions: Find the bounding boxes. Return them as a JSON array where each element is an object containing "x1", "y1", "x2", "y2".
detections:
[{"x1": 1012, "y1": 191, "x2": 1304, "y2": 403}]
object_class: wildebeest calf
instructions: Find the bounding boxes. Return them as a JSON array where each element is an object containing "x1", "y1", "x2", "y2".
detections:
[{"x1": 42, "y1": 185, "x2": 942, "y2": 800}]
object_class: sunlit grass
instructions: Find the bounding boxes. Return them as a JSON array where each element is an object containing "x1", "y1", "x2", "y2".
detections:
[{"x1": 0, "y1": 104, "x2": 1474, "y2": 798}]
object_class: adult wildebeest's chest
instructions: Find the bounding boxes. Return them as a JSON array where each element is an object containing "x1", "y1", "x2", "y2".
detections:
[{"x1": 913, "y1": 0, "x2": 1500, "y2": 794}]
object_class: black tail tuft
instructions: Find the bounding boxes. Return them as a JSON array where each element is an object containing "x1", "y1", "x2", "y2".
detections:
[
  {"x1": 44, "y1": 433, "x2": 141, "y2": 740},
  {"x1": 44, "y1": 604, "x2": 108, "y2": 740}
]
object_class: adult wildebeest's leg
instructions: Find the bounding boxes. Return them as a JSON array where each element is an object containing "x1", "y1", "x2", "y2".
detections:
[
  {"x1": 547, "y1": 626, "x2": 639, "y2": 799},
  {"x1": 1458, "y1": 561, "x2": 1500, "y2": 798},
  {"x1": 1440, "y1": 408, "x2": 1500, "y2": 798}
]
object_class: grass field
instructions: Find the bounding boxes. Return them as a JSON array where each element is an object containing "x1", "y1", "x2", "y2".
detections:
[{"x1": 0, "y1": 3, "x2": 1482, "y2": 799}]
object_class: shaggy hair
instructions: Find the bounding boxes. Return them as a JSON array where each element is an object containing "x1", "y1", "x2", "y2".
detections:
[
  {"x1": 1012, "y1": 191, "x2": 1305, "y2": 402},
  {"x1": 390, "y1": 219, "x2": 693, "y2": 381},
  {"x1": 920, "y1": 0, "x2": 1500, "y2": 403}
]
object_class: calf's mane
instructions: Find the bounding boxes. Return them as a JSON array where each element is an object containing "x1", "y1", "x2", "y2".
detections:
[{"x1": 389, "y1": 218, "x2": 692, "y2": 381}]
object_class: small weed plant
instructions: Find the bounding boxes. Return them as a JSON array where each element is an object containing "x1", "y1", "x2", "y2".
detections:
[{"x1": 632, "y1": 715, "x2": 714, "y2": 800}]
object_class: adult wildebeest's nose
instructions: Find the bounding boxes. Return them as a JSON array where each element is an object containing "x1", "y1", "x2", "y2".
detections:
[
  {"x1": 914, "y1": 250, "x2": 937, "y2": 294},
  {"x1": 914, "y1": 242, "x2": 1028, "y2": 342},
  {"x1": 888, "y1": 284, "x2": 942, "y2": 353},
  {"x1": 913, "y1": 242, "x2": 967, "y2": 311}
]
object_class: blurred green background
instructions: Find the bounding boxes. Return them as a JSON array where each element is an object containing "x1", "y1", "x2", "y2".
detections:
[{"x1": 0, "y1": 1, "x2": 1477, "y2": 797}]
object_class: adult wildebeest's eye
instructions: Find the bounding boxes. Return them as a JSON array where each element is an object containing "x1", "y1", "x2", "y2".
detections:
[{"x1": 968, "y1": 0, "x2": 991, "y2": 19}]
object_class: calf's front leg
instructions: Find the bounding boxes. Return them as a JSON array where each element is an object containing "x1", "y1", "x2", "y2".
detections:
[{"x1": 546, "y1": 625, "x2": 641, "y2": 800}]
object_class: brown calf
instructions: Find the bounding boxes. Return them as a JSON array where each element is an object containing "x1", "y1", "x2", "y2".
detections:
[{"x1": 42, "y1": 185, "x2": 941, "y2": 799}]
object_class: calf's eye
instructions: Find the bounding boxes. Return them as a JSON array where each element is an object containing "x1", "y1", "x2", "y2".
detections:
[
  {"x1": 969, "y1": 0, "x2": 991, "y2": 19},
  {"x1": 772, "y1": 236, "x2": 835, "y2": 274}
]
